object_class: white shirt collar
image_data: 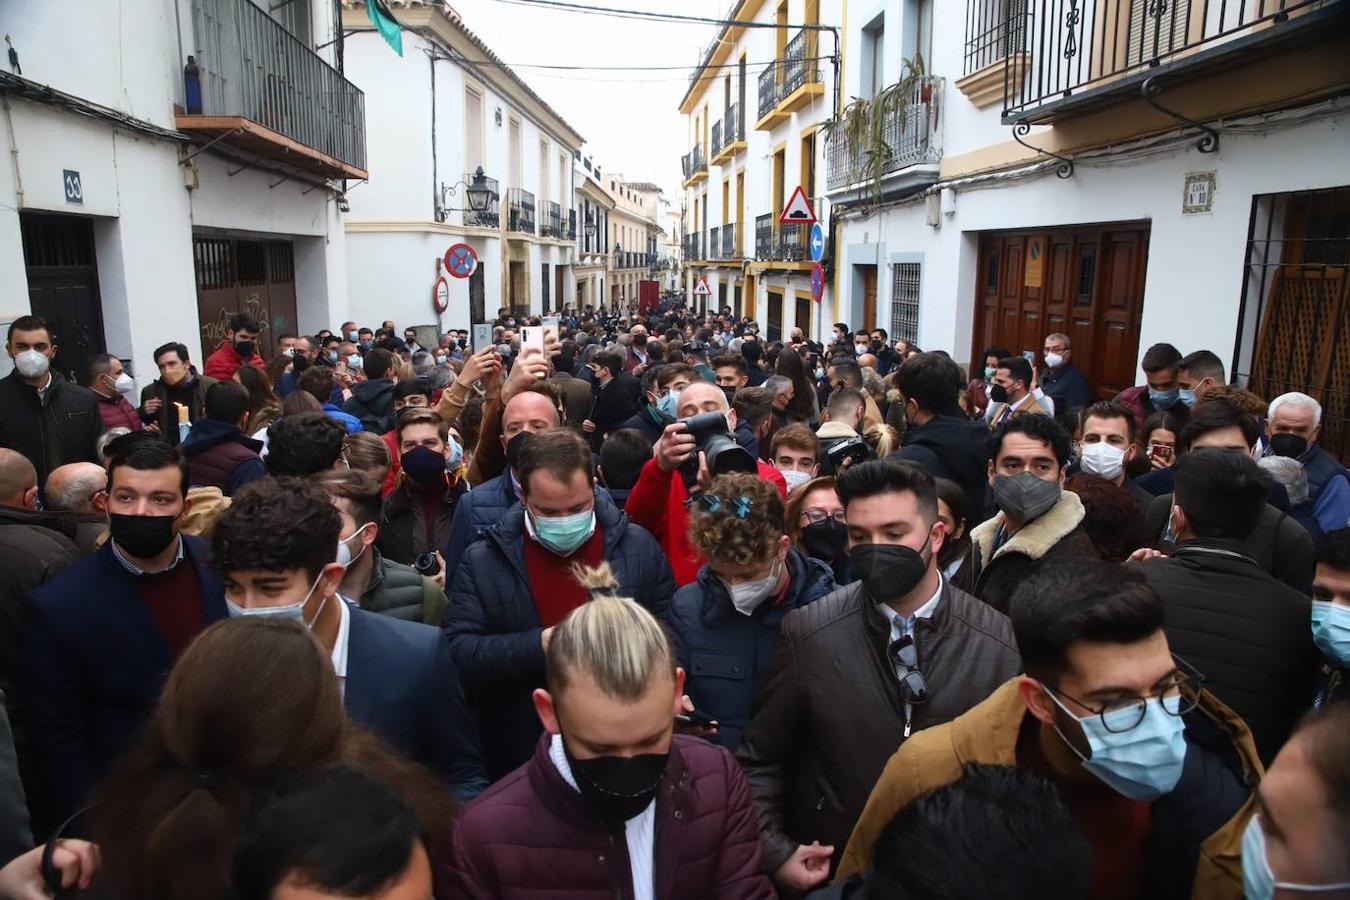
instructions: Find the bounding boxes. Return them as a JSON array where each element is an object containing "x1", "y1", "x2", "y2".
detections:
[
  {"x1": 879, "y1": 575, "x2": 943, "y2": 641},
  {"x1": 331, "y1": 596, "x2": 352, "y2": 680}
]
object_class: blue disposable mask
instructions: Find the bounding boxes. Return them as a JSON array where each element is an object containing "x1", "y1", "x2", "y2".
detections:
[
  {"x1": 347, "y1": 330, "x2": 360, "y2": 342},
  {"x1": 529, "y1": 507, "x2": 596, "y2": 556},
  {"x1": 1311, "y1": 600, "x2": 1350, "y2": 666},
  {"x1": 1242, "y1": 815, "x2": 1350, "y2": 900},
  {"x1": 1045, "y1": 687, "x2": 1187, "y2": 801},
  {"x1": 225, "y1": 570, "x2": 329, "y2": 629},
  {"x1": 984, "y1": 367, "x2": 997, "y2": 381},
  {"x1": 348, "y1": 354, "x2": 363, "y2": 370},
  {"x1": 446, "y1": 434, "x2": 464, "y2": 469},
  {"x1": 1178, "y1": 388, "x2": 1197, "y2": 407},
  {"x1": 1149, "y1": 387, "x2": 1180, "y2": 409},
  {"x1": 327, "y1": 350, "x2": 339, "y2": 364},
  {"x1": 656, "y1": 390, "x2": 680, "y2": 418}
]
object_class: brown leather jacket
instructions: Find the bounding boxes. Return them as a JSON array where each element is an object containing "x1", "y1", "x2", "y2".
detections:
[{"x1": 735, "y1": 580, "x2": 1021, "y2": 876}]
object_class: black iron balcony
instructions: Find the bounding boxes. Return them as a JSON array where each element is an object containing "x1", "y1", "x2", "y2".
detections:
[
  {"x1": 726, "y1": 102, "x2": 741, "y2": 144},
  {"x1": 711, "y1": 120, "x2": 723, "y2": 154},
  {"x1": 1002, "y1": 0, "x2": 1347, "y2": 122},
  {"x1": 461, "y1": 172, "x2": 501, "y2": 227},
  {"x1": 647, "y1": 252, "x2": 659, "y2": 269},
  {"x1": 567, "y1": 209, "x2": 577, "y2": 241},
  {"x1": 684, "y1": 233, "x2": 703, "y2": 261},
  {"x1": 542, "y1": 201, "x2": 563, "y2": 238},
  {"x1": 181, "y1": 0, "x2": 366, "y2": 178},
  {"x1": 754, "y1": 214, "x2": 774, "y2": 260},
  {"x1": 681, "y1": 144, "x2": 707, "y2": 180},
  {"x1": 778, "y1": 222, "x2": 808, "y2": 261},
  {"x1": 709, "y1": 225, "x2": 721, "y2": 260},
  {"x1": 780, "y1": 29, "x2": 819, "y2": 98},
  {"x1": 827, "y1": 76, "x2": 945, "y2": 192},
  {"x1": 721, "y1": 224, "x2": 738, "y2": 258},
  {"x1": 757, "y1": 64, "x2": 781, "y2": 121},
  {"x1": 507, "y1": 188, "x2": 536, "y2": 234}
]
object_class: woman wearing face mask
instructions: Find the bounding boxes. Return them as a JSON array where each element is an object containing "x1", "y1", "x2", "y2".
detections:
[
  {"x1": 90, "y1": 616, "x2": 454, "y2": 900},
  {"x1": 785, "y1": 476, "x2": 856, "y2": 586},
  {"x1": 1134, "y1": 408, "x2": 1188, "y2": 477},
  {"x1": 1242, "y1": 702, "x2": 1350, "y2": 899},
  {"x1": 773, "y1": 346, "x2": 821, "y2": 427},
  {"x1": 966, "y1": 346, "x2": 1010, "y2": 420},
  {"x1": 668, "y1": 473, "x2": 836, "y2": 751},
  {"x1": 934, "y1": 478, "x2": 972, "y2": 581}
]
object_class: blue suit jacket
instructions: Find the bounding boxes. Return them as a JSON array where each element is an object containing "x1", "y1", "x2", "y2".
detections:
[
  {"x1": 343, "y1": 603, "x2": 487, "y2": 802},
  {"x1": 24, "y1": 536, "x2": 226, "y2": 821}
]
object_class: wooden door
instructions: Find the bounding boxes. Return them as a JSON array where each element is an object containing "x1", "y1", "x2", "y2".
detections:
[
  {"x1": 767, "y1": 290, "x2": 784, "y2": 341},
  {"x1": 21, "y1": 213, "x2": 106, "y2": 385},
  {"x1": 193, "y1": 237, "x2": 296, "y2": 363},
  {"x1": 972, "y1": 224, "x2": 1149, "y2": 400},
  {"x1": 795, "y1": 294, "x2": 811, "y2": 336},
  {"x1": 860, "y1": 264, "x2": 878, "y2": 331}
]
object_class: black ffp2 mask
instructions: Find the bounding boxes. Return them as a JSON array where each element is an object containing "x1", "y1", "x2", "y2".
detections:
[
  {"x1": 109, "y1": 513, "x2": 178, "y2": 560},
  {"x1": 850, "y1": 542, "x2": 930, "y2": 603},
  {"x1": 564, "y1": 741, "x2": 669, "y2": 825}
]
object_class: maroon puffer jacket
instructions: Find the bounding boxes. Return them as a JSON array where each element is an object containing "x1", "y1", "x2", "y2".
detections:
[{"x1": 438, "y1": 735, "x2": 775, "y2": 900}]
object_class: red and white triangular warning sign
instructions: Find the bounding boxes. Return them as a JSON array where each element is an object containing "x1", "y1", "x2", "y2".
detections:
[
  {"x1": 693, "y1": 276, "x2": 711, "y2": 296},
  {"x1": 780, "y1": 186, "x2": 816, "y2": 224}
]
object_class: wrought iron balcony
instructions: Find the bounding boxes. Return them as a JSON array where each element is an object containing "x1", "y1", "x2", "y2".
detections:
[
  {"x1": 507, "y1": 189, "x2": 536, "y2": 235},
  {"x1": 757, "y1": 64, "x2": 781, "y2": 121},
  {"x1": 754, "y1": 214, "x2": 775, "y2": 260},
  {"x1": 826, "y1": 76, "x2": 945, "y2": 192},
  {"x1": 711, "y1": 121, "x2": 723, "y2": 154},
  {"x1": 780, "y1": 29, "x2": 819, "y2": 98},
  {"x1": 462, "y1": 172, "x2": 501, "y2": 227},
  {"x1": 754, "y1": 215, "x2": 809, "y2": 261},
  {"x1": 709, "y1": 226, "x2": 721, "y2": 260},
  {"x1": 181, "y1": 0, "x2": 367, "y2": 178},
  {"x1": 542, "y1": 201, "x2": 563, "y2": 238},
  {"x1": 684, "y1": 233, "x2": 703, "y2": 261},
  {"x1": 726, "y1": 102, "x2": 742, "y2": 144},
  {"x1": 721, "y1": 224, "x2": 738, "y2": 259},
  {"x1": 1002, "y1": 0, "x2": 1348, "y2": 122},
  {"x1": 567, "y1": 209, "x2": 577, "y2": 241},
  {"x1": 647, "y1": 252, "x2": 659, "y2": 269},
  {"x1": 681, "y1": 144, "x2": 707, "y2": 180}
]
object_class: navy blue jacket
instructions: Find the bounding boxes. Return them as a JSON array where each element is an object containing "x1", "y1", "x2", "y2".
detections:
[
  {"x1": 24, "y1": 536, "x2": 226, "y2": 820},
  {"x1": 444, "y1": 470, "x2": 614, "y2": 580},
  {"x1": 668, "y1": 548, "x2": 835, "y2": 751},
  {"x1": 443, "y1": 497, "x2": 676, "y2": 779},
  {"x1": 343, "y1": 603, "x2": 488, "y2": 802},
  {"x1": 1039, "y1": 361, "x2": 1093, "y2": 417}
]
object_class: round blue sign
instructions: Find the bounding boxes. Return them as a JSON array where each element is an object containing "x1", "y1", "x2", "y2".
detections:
[{"x1": 809, "y1": 223, "x2": 825, "y2": 263}]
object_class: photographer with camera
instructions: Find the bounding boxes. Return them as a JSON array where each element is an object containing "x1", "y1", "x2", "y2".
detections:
[
  {"x1": 626, "y1": 381, "x2": 788, "y2": 586},
  {"x1": 376, "y1": 409, "x2": 465, "y2": 568}
]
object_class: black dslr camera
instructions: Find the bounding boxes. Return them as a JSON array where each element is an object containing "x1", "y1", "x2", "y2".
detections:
[
  {"x1": 821, "y1": 435, "x2": 873, "y2": 474},
  {"x1": 678, "y1": 411, "x2": 757, "y2": 481}
]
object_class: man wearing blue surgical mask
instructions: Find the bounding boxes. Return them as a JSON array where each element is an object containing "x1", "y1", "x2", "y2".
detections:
[
  {"x1": 444, "y1": 427, "x2": 676, "y2": 779},
  {"x1": 214, "y1": 477, "x2": 486, "y2": 802},
  {"x1": 1112, "y1": 342, "x2": 1183, "y2": 435},
  {"x1": 1310, "y1": 526, "x2": 1350, "y2": 708},
  {"x1": 839, "y1": 559, "x2": 1260, "y2": 900},
  {"x1": 376, "y1": 408, "x2": 465, "y2": 568},
  {"x1": 620, "y1": 362, "x2": 694, "y2": 445}
]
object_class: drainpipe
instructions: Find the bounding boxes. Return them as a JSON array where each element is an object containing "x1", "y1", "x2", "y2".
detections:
[{"x1": 2, "y1": 94, "x2": 23, "y2": 210}]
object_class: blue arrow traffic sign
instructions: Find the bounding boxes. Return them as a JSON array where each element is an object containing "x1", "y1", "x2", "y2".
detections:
[{"x1": 810, "y1": 222, "x2": 825, "y2": 262}]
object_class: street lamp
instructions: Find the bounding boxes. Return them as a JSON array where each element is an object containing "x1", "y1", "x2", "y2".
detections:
[{"x1": 436, "y1": 166, "x2": 498, "y2": 222}]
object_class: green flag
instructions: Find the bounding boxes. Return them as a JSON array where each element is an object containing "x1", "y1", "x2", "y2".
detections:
[{"x1": 366, "y1": 0, "x2": 403, "y2": 56}]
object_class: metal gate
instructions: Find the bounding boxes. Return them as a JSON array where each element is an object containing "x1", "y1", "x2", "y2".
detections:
[
  {"x1": 193, "y1": 236, "x2": 297, "y2": 363},
  {"x1": 1240, "y1": 187, "x2": 1350, "y2": 461},
  {"x1": 21, "y1": 213, "x2": 106, "y2": 385}
]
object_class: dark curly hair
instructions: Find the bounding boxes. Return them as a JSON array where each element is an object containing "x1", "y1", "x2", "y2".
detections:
[
  {"x1": 1065, "y1": 474, "x2": 1144, "y2": 562},
  {"x1": 266, "y1": 412, "x2": 346, "y2": 477},
  {"x1": 688, "y1": 472, "x2": 785, "y2": 567},
  {"x1": 988, "y1": 414, "x2": 1072, "y2": 467},
  {"x1": 213, "y1": 477, "x2": 341, "y2": 580}
]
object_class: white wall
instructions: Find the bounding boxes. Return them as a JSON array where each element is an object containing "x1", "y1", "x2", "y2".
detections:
[{"x1": 838, "y1": 111, "x2": 1350, "y2": 376}]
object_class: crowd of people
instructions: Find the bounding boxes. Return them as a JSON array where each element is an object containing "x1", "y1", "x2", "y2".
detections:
[{"x1": 0, "y1": 302, "x2": 1346, "y2": 899}]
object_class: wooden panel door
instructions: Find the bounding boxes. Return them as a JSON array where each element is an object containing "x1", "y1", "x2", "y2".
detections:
[
  {"x1": 860, "y1": 265, "x2": 877, "y2": 331},
  {"x1": 767, "y1": 290, "x2": 784, "y2": 342},
  {"x1": 1095, "y1": 231, "x2": 1148, "y2": 398}
]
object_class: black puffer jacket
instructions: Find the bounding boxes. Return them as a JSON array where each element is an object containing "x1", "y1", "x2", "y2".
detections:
[
  {"x1": 443, "y1": 497, "x2": 676, "y2": 778},
  {"x1": 1127, "y1": 539, "x2": 1318, "y2": 765},
  {"x1": 0, "y1": 371, "x2": 102, "y2": 485},
  {"x1": 342, "y1": 378, "x2": 396, "y2": 434},
  {"x1": 891, "y1": 415, "x2": 991, "y2": 517}
]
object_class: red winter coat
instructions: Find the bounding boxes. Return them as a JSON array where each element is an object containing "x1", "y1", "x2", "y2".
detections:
[
  {"x1": 626, "y1": 457, "x2": 787, "y2": 586},
  {"x1": 438, "y1": 735, "x2": 775, "y2": 900},
  {"x1": 94, "y1": 391, "x2": 144, "y2": 432},
  {"x1": 203, "y1": 339, "x2": 265, "y2": 382}
]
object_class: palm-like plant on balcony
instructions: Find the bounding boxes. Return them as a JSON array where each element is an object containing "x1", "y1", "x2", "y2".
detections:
[{"x1": 823, "y1": 54, "x2": 927, "y2": 200}]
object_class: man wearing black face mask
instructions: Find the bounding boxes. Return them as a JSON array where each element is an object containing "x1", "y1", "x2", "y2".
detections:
[
  {"x1": 954, "y1": 416, "x2": 1095, "y2": 614},
  {"x1": 24, "y1": 436, "x2": 227, "y2": 821},
  {"x1": 442, "y1": 565, "x2": 775, "y2": 900},
  {"x1": 738, "y1": 459, "x2": 1020, "y2": 894},
  {"x1": 204, "y1": 312, "x2": 265, "y2": 381}
]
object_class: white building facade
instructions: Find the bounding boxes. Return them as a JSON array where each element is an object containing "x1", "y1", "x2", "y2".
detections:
[
  {"x1": 678, "y1": 0, "x2": 843, "y2": 341},
  {"x1": 828, "y1": 0, "x2": 1350, "y2": 450},
  {"x1": 0, "y1": 0, "x2": 360, "y2": 389},
  {"x1": 574, "y1": 155, "x2": 614, "y2": 311},
  {"x1": 341, "y1": 1, "x2": 582, "y2": 333}
]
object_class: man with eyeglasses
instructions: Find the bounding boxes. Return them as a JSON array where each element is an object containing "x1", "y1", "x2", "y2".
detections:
[
  {"x1": 839, "y1": 558, "x2": 1260, "y2": 900},
  {"x1": 737, "y1": 459, "x2": 1020, "y2": 895},
  {"x1": 1127, "y1": 448, "x2": 1317, "y2": 766}
]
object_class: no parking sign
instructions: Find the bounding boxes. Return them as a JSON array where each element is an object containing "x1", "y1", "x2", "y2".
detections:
[{"x1": 444, "y1": 243, "x2": 478, "y2": 279}]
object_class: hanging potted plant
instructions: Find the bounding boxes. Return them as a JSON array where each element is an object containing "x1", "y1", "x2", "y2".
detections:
[{"x1": 822, "y1": 54, "x2": 929, "y2": 200}]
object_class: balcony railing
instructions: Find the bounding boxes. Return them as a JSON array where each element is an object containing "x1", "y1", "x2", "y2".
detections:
[
  {"x1": 711, "y1": 121, "x2": 723, "y2": 155},
  {"x1": 781, "y1": 29, "x2": 818, "y2": 98},
  {"x1": 721, "y1": 224, "x2": 738, "y2": 258},
  {"x1": 567, "y1": 209, "x2": 577, "y2": 241},
  {"x1": 681, "y1": 144, "x2": 707, "y2": 179},
  {"x1": 684, "y1": 233, "x2": 703, "y2": 261},
  {"x1": 647, "y1": 252, "x2": 659, "y2": 268},
  {"x1": 725, "y1": 102, "x2": 742, "y2": 144},
  {"x1": 507, "y1": 189, "x2": 536, "y2": 234},
  {"x1": 186, "y1": 0, "x2": 366, "y2": 175},
  {"x1": 757, "y1": 64, "x2": 780, "y2": 120},
  {"x1": 754, "y1": 215, "x2": 809, "y2": 261},
  {"x1": 542, "y1": 201, "x2": 563, "y2": 238},
  {"x1": 1003, "y1": 0, "x2": 1342, "y2": 120},
  {"x1": 709, "y1": 226, "x2": 721, "y2": 260},
  {"x1": 826, "y1": 76, "x2": 945, "y2": 192}
]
